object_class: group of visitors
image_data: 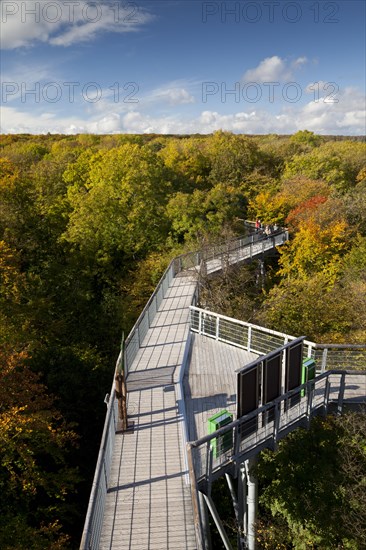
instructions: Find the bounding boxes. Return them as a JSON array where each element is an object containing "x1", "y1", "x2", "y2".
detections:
[{"x1": 254, "y1": 219, "x2": 279, "y2": 236}]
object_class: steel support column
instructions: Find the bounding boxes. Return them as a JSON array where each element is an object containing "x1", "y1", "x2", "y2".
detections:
[
  {"x1": 237, "y1": 464, "x2": 247, "y2": 549},
  {"x1": 199, "y1": 491, "x2": 212, "y2": 550},
  {"x1": 246, "y1": 458, "x2": 258, "y2": 550}
]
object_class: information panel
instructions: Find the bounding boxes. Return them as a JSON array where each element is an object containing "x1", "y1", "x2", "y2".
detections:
[
  {"x1": 285, "y1": 339, "x2": 303, "y2": 409},
  {"x1": 237, "y1": 365, "x2": 259, "y2": 438},
  {"x1": 262, "y1": 352, "x2": 282, "y2": 424}
]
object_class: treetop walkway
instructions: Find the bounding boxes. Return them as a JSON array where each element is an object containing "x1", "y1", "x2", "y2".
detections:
[{"x1": 80, "y1": 229, "x2": 366, "y2": 550}]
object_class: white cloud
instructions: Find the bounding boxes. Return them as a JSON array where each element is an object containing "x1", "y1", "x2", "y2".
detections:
[
  {"x1": 243, "y1": 55, "x2": 308, "y2": 83},
  {"x1": 300, "y1": 86, "x2": 366, "y2": 133},
  {"x1": 292, "y1": 57, "x2": 308, "y2": 68},
  {"x1": 88, "y1": 113, "x2": 122, "y2": 133},
  {"x1": 1, "y1": 85, "x2": 364, "y2": 135},
  {"x1": 148, "y1": 87, "x2": 195, "y2": 106},
  {"x1": 0, "y1": 105, "x2": 88, "y2": 133},
  {"x1": 0, "y1": 1, "x2": 153, "y2": 49}
]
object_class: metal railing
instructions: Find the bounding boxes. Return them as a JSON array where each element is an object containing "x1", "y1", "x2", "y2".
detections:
[
  {"x1": 187, "y1": 370, "x2": 366, "y2": 488},
  {"x1": 124, "y1": 262, "x2": 176, "y2": 375},
  {"x1": 80, "y1": 229, "x2": 288, "y2": 549},
  {"x1": 190, "y1": 307, "x2": 366, "y2": 371},
  {"x1": 310, "y1": 344, "x2": 366, "y2": 372},
  {"x1": 124, "y1": 229, "x2": 288, "y2": 374},
  {"x1": 174, "y1": 229, "x2": 288, "y2": 273},
  {"x1": 80, "y1": 383, "x2": 117, "y2": 550}
]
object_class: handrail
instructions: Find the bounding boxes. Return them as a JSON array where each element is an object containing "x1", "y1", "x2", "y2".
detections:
[
  {"x1": 188, "y1": 370, "x2": 366, "y2": 486},
  {"x1": 190, "y1": 306, "x2": 366, "y2": 371},
  {"x1": 80, "y1": 228, "x2": 288, "y2": 549},
  {"x1": 175, "y1": 228, "x2": 288, "y2": 271},
  {"x1": 189, "y1": 369, "x2": 358, "y2": 449},
  {"x1": 124, "y1": 229, "x2": 288, "y2": 374},
  {"x1": 80, "y1": 382, "x2": 117, "y2": 550}
]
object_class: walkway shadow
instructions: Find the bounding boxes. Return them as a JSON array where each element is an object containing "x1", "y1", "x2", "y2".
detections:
[
  {"x1": 184, "y1": 390, "x2": 236, "y2": 442},
  {"x1": 127, "y1": 365, "x2": 177, "y2": 391}
]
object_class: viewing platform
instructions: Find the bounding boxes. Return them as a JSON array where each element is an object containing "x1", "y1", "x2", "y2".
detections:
[{"x1": 80, "y1": 230, "x2": 366, "y2": 550}]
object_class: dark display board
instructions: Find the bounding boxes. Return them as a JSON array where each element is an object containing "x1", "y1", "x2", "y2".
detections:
[
  {"x1": 262, "y1": 352, "x2": 282, "y2": 424},
  {"x1": 236, "y1": 336, "x2": 306, "y2": 438},
  {"x1": 285, "y1": 340, "x2": 303, "y2": 409},
  {"x1": 237, "y1": 365, "x2": 259, "y2": 437}
]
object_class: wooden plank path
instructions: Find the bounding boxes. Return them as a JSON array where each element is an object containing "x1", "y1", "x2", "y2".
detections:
[
  {"x1": 329, "y1": 373, "x2": 366, "y2": 404},
  {"x1": 184, "y1": 334, "x2": 258, "y2": 442},
  {"x1": 95, "y1": 236, "x2": 288, "y2": 550},
  {"x1": 203, "y1": 232, "x2": 287, "y2": 275},
  {"x1": 84, "y1": 230, "x2": 364, "y2": 550},
  {"x1": 99, "y1": 274, "x2": 198, "y2": 549}
]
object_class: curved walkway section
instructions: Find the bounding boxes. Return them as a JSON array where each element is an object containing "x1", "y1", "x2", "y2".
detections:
[
  {"x1": 80, "y1": 231, "x2": 289, "y2": 550},
  {"x1": 99, "y1": 275, "x2": 198, "y2": 549}
]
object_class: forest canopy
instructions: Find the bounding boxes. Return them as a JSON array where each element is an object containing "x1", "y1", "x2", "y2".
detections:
[{"x1": 0, "y1": 131, "x2": 365, "y2": 548}]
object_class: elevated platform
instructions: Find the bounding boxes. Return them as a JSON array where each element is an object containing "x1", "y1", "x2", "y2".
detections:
[
  {"x1": 81, "y1": 230, "x2": 366, "y2": 550},
  {"x1": 99, "y1": 276, "x2": 197, "y2": 549},
  {"x1": 184, "y1": 334, "x2": 258, "y2": 442}
]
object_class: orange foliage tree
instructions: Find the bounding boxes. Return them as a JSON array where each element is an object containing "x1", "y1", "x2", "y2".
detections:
[{"x1": 0, "y1": 349, "x2": 79, "y2": 549}]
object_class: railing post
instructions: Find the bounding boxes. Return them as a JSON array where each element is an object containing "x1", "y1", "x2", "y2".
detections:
[
  {"x1": 321, "y1": 348, "x2": 328, "y2": 373},
  {"x1": 216, "y1": 317, "x2": 220, "y2": 341},
  {"x1": 208, "y1": 446, "x2": 213, "y2": 497},
  {"x1": 205, "y1": 441, "x2": 212, "y2": 493},
  {"x1": 198, "y1": 309, "x2": 202, "y2": 334},
  {"x1": 247, "y1": 326, "x2": 252, "y2": 352},
  {"x1": 307, "y1": 380, "x2": 314, "y2": 423},
  {"x1": 337, "y1": 372, "x2": 346, "y2": 415},
  {"x1": 273, "y1": 401, "x2": 280, "y2": 443},
  {"x1": 234, "y1": 425, "x2": 241, "y2": 458},
  {"x1": 103, "y1": 457, "x2": 108, "y2": 490},
  {"x1": 324, "y1": 377, "x2": 331, "y2": 416}
]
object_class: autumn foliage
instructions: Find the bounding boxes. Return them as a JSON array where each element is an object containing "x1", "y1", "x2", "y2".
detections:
[{"x1": 0, "y1": 130, "x2": 365, "y2": 547}]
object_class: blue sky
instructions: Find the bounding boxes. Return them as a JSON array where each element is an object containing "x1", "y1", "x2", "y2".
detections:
[{"x1": 1, "y1": 0, "x2": 365, "y2": 134}]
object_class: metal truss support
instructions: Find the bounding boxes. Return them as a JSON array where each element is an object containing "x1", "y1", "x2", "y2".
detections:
[
  {"x1": 225, "y1": 473, "x2": 239, "y2": 522},
  {"x1": 199, "y1": 491, "x2": 212, "y2": 550},
  {"x1": 203, "y1": 493, "x2": 234, "y2": 550}
]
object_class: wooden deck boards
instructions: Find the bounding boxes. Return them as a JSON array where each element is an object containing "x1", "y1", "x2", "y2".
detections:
[
  {"x1": 329, "y1": 373, "x2": 366, "y2": 403},
  {"x1": 99, "y1": 276, "x2": 197, "y2": 550},
  {"x1": 97, "y1": 232, "x2": 365, "y2": 550},
  {"x1": 184, "y1": 334, "x2": 258, "y2": 442}
]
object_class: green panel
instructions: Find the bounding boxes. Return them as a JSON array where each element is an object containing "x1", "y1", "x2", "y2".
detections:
[
  {"x1": 301, "y1": 358, "x2": 316, "y2": 396},
  {"x1": 208, "y1": 410, "x2": 233, "y2": 458}
]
